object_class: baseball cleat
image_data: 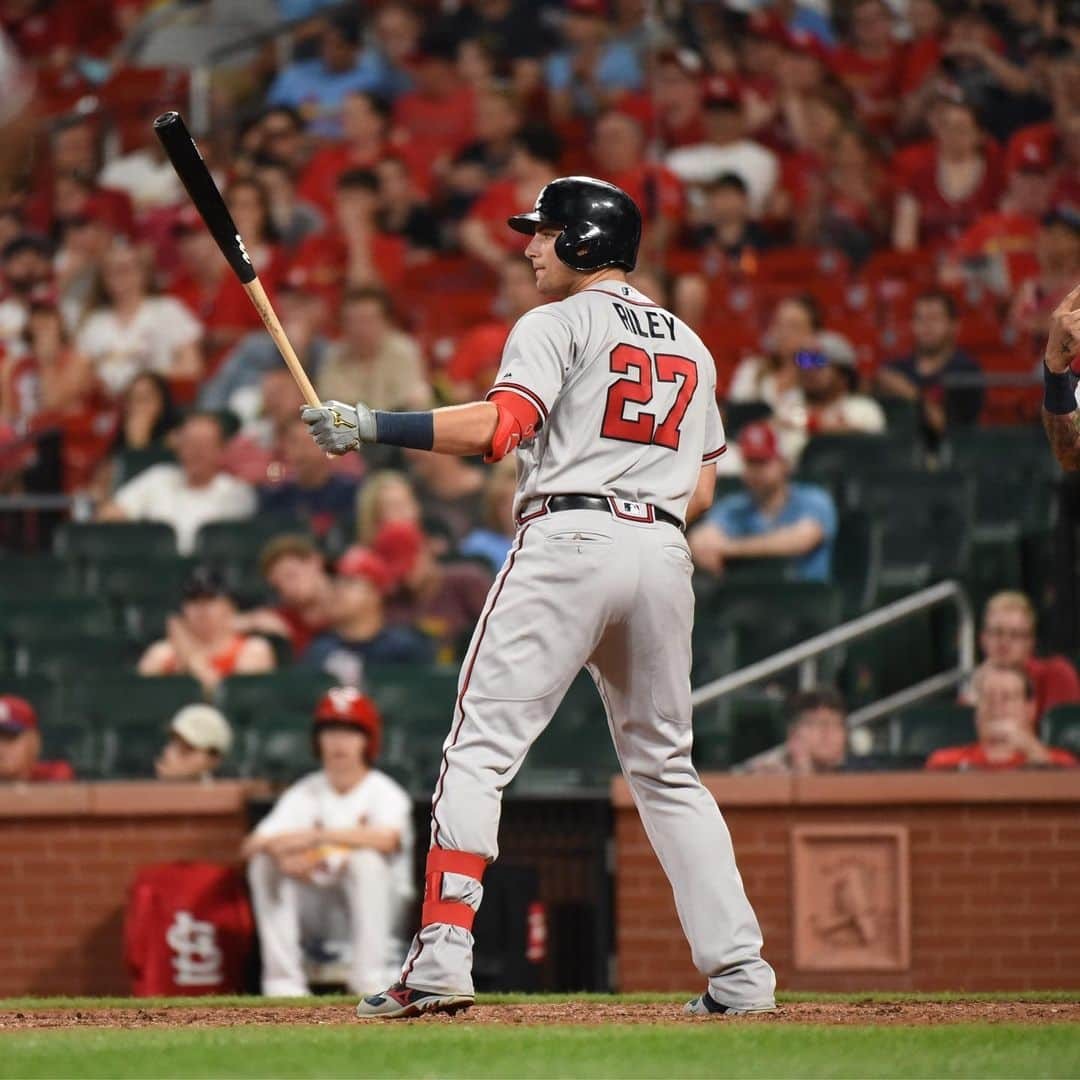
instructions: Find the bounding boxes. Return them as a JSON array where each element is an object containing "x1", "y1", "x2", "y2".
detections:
[
  {"x1": 355, "y1": 982, "x2": 474, "y2": 1020},
  {"x1": 683, "y1": 992, "x2": 777, "y2": 1017}
]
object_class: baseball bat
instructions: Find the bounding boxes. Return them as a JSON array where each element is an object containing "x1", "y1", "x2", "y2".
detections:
[{"x1": 153, "y1": 110, "x2": 321, "y2": 408}]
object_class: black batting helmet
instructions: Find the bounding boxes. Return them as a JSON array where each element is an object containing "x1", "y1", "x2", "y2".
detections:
[{"x1": 508, "y1": 176, "x2": 641, "y2": 272}]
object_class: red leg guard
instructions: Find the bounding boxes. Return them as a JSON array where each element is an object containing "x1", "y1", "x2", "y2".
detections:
[{"x1": 421, "y1": 847, "x2": 488, "y2": 931}]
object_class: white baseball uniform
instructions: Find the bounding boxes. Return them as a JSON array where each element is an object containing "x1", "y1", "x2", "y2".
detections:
[
  {"x1": 400, "y1": 282, "x2": 775, "y2": 1009},
  {"x1": 248, "y1": 767, "x2": 415, "y2": 995}
]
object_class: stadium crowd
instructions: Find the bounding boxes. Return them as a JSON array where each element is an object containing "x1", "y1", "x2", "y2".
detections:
[{"x1": 2, "y1": 0, "x2": 1080, "y2": 799}]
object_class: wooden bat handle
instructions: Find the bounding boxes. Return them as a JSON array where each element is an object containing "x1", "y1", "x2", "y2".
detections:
[{"x1": 242, "y1": 277, "x2": 321, "y2": 408}]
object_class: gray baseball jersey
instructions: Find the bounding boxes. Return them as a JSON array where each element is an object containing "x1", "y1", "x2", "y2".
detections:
[
  {"x1": 398, "y1": 281, "x2": 775, "y2": 1012},
  {"x1": 485, "y1": 283, "x2": 726, "y2": 522}
]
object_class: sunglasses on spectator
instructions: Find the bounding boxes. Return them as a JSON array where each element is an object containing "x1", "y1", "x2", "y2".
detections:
[{"x1": 795, "y1": 350, "x2": 828, "y2": 369}]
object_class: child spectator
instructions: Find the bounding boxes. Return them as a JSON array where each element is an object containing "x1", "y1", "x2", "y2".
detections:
[
  {"x1": 355, "y1": 469, "x2": 423, "y2": 546},
  {"x1": 689, "y1": 421, "x2": 837, "y2": 584},
  {"x1": 154, "y1": 704, "x2": 233, "y2": 781},
  {"x1": 0, "y1": 695, "x2": 74, "y2": 782},
  {"x1": 138, "y1": 568, "x2": 276, "y2": 697},
  {"x1": 927, "y1": 665, "x2": 1077, "y2": 770},
  {"x1": 742, "y1": 688, "x2": 849, "y2": 775},
  {"x1": 243, "y1": 687, "x2": 414, "y2": 995}
]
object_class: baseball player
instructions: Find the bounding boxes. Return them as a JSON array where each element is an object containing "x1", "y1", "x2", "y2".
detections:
[
  {"x1": 303, "y1": 177, "x2": 776, "y2": 1019},
  {"x1": 1042, "y1": 282, "x2": 1080, "y2": 471}
]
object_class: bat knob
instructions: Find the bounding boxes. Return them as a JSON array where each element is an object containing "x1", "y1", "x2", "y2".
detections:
[{"x1": 153, "y1": 111, "x2": 181, "y2": 128}]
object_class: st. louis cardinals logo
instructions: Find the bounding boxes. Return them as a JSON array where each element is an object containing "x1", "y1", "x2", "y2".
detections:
[
  {"x1": 234, "y1": 234, "x2": 252, "y2": 266},
  {"x1": 166, "y1": 910, "x2": 224, "y2": 987}
]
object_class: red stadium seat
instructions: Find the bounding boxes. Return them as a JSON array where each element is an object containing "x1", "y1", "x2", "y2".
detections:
[{"x1": 754, "y1": 247, "x2": 850, "y2": 283}]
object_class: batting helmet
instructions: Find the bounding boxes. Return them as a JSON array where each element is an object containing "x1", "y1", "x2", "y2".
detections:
[
  {"x1": 313, "y1": 687, "x2": 382, "y2": 762},
  {"x1": 508, "y1": 176, "x2": 641, "y2": 272}
]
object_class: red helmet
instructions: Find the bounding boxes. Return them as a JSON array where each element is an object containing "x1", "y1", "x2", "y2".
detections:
[{"x1": 313, "y1": 687, "x2": 382, "y2": 762}]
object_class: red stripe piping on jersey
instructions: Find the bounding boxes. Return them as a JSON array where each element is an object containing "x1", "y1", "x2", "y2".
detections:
[
  {"x1": 516, "y1": 496, "x2": 550, "y2": 524},
  {"x1": 583, "y1": 287, "x2": 665, "y2": 309},
  {"x1": 702, "y1": 445, "x2": 728, "y2": 462},
  {"x1": 430, "y1": 523, "x2": 531, "y2": 849},
  {"x1": 607, "y1": 496, "x2": 654, "y2": 524},
  {"x1": 401, "y1": 529, "x2": 529, "y2": 983},
  {"x1": 486, "y1": 382, "x2": 549, "y2": 422}
]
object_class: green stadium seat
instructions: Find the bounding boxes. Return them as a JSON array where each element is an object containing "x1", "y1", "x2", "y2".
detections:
[
  {"x1": 800, "y1": 433, "x2": 916, "y2": 482},
  {"x1": 722, "y1": 401, "x2": 772, "y2": 438},
  {"x1": 221, "y1": 670, "x2": 337, "y2": 779},
  {"x1": 94, "y1": 558, "x2": 197, "y2": 641},
  {"x1": 849, "y1": 470, "x2": 976, "y2": 582},
  {"x1": 9, "y1": 630, "x2": 138, "y2": 680},
  {"x1": 728, "y1": 692, "x2": 787, "y2": 767},
  {"x1": 1041, "y1": 704, "x2": 1080, "y2": 756},
  {"x1": 0, "y1": 555, "x2": 81, "y2": 603},
  {"x1": 66, "y1": 674, "x2": 202, "y2": 729},
  {"x1": 833, "y1": 510, "x2": 883, "y2": 617},
  {"x1": 947, "y1": 426, "x2": 1054, "y2": 476},
  {"x1": 2, "y1": 597, "x2": 115, "y2": 643},
  {"x1": 690, "y1": 623, "x2": 738, "y2": 687},
  {"x1": 893, "y1": 702, "x2": 975, "y2": 758},
  {"x1": 525, "y1": 671, "x2": 616, "y2": 786},
  {"x1": 695, "y1": 582, "x2": 845, "y2": 671},
  {"x1": 194, "y1": 518, "x2": 309, "y2": 568},
  {"x1": 54, "y1": 521, "x2": 178, "y2": 562},
  {"x1": 0, "y1": 675, "x2": 61, "y2": 730},
  {"x1": 875, "y1": 397, "x2": 920, "y2": 442}
]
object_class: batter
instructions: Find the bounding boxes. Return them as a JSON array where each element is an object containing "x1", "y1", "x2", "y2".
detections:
[{"x1": 302, "y1": 176, "x2": 776, "y2": 1019}]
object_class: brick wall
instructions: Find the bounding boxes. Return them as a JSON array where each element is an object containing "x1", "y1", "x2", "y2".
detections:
[
  {"x1": 613, "y1": 771, "x2": 1080, "y2": 992},
  {"x1": 0, "y1": 782, "x2": 265, "y2": 997}
]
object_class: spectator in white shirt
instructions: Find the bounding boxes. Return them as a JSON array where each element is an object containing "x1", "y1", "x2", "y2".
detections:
[
  {"x1": 98, "y1": 411, "x2": 256, "y2": 555},
  {"x1": 775, "y1": 331, "x2": 887, "y2": 461},
  {"x1": 243, "y1": 687, "x2": 415, "y2": 996},
  {"x1": 76, "y1": 242, "x2": 203, "y2": 397},
  {"x1": 665, "y1": 74, "x2": 779, "y2": 216}
]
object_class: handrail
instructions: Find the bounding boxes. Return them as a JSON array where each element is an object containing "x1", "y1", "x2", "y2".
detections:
[{"x1": 690, "y1": 579, "x2": 975, "y2": 722}]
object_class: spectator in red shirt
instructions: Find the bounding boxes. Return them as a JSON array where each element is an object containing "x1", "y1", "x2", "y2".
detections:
[
  {"x1": 225, "y1": 177, "x2": 285, "y2": 294},
  {"x1": 1008, "y1": 209, "x2": 1080, "y2": 358},
  {"x1": 393, "y1": 28, "x2": 475, "y2": 188},
  {"x1": 239, "y1": 534, "x2": 337, "y2": 660},
  {"x1": 959, "y1": 590, "x2": 1080, "y2": 726},
  {"x1": 294, "y1": 169, "x2": 408, "y2": 308},
  {"x1": 893, "y1": 97, "x2": 1003, "y2": 253},
  {"x1": 373, "y1": 520, "x2": 492, "y2": 662},
  {"x1": 296, "y1": 92, "x2": 393, "y2": 215},
  {"x1": 944, "y1": 149, "x2": 1054, "y2": 294},
  {"x1": 168, "y1": 207, "x2": 267, "y2": 366},
  {"x1": 138, "y1": 567, "x2": 277, "y2": 698},
  {"x1": 444, "y1": 256, "x2": 541, "y2": 402},
  {"x1": 0, "y1": 695, "x2": 74, "y2": 783},
  {"x1": 928, "y1": 664, "x2": 1078, "y2": 770},
  {"x1": 829, "y1": 0, "x2": 905, "y2": 138},
  {"x1": 457, "y1": 87, "x2": 524, "y2": 183},
  {"x1": 651, "y1": 47, "x2": 706, "y2": 151},
  {"x1": 374, "y1": 156, "x2": 441, "y2": 256},
  {"x1": 590, "y1": 108, "x2": 684, "y2": 265},
  {"x1": 461, "y1": 124, "x2": 561, "y2": 271},
  {"x1": 253, "y1": 154, "x2": 324, "y2": 251}
]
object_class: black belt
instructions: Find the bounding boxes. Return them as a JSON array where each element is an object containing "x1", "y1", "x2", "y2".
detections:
[{"x1": 546, "y1": 494, "x2": 684, "y2": 531}]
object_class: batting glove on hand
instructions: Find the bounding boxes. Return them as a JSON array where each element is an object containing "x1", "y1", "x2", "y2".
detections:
[{"x1": 301, "y1": 400, "x2": 376, "y2": 455}]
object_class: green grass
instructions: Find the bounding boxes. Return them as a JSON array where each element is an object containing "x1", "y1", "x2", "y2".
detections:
[
  {"x1": 2, "y1": 1023, "x2": 1078, "y2": 1079},
  {"x1": 3, "y1": 990, "x2": 1079, "y2": 1010}
]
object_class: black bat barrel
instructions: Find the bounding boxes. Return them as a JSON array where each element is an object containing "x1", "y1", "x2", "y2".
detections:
[{"x1": 153, "y1": 111, "x2": 257, "y2": 285}]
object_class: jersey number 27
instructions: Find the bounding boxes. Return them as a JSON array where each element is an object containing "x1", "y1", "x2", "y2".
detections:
[{"x1": 601, "y1": 343, "x2": 698, "y2": 450}]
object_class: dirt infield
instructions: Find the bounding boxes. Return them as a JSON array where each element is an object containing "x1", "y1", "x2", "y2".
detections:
[{"x1": 2, "y1": 1000, "x2": 1078, "y2": 1031}]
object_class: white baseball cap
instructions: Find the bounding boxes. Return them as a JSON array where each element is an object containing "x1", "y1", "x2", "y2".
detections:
[{"x1": 170, "y1": 705, "x2": 233, "y2": 755}]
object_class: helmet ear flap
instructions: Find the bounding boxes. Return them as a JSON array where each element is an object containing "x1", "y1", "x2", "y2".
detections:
[{"x1": 555, "y1": 221, "x2": 603, "y2": 272}]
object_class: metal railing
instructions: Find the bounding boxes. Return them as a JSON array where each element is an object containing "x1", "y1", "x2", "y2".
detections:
[{"x1": 690, "y1": 580, "x2": 976, "y2": 764}]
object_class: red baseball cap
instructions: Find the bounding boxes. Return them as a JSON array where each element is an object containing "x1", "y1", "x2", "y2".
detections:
[
  {"x1": 738, "y1": 421, "x2": 782, "y2": 464},
  {"x1": 702, "y1": 74, "x2": 743, "y2": 109},
  {"x1": 314, "y1": 687, "x2": 382, "y2": 761},
  {"x1": 0, "y1": 696, "x2": 37, "y2": 735},
  {"x1": 336, "y1": 546, "x2": 397, "y2": 594},
  {"x1": 566, "y1": 0, "x2": 608, "y2": 16},
  {"x1": 373, "y1": 520, "x2": 424, "y2": 583},
  {"x1": 1013, "y1": 139, "x2": 1053, "y2": 173}
]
